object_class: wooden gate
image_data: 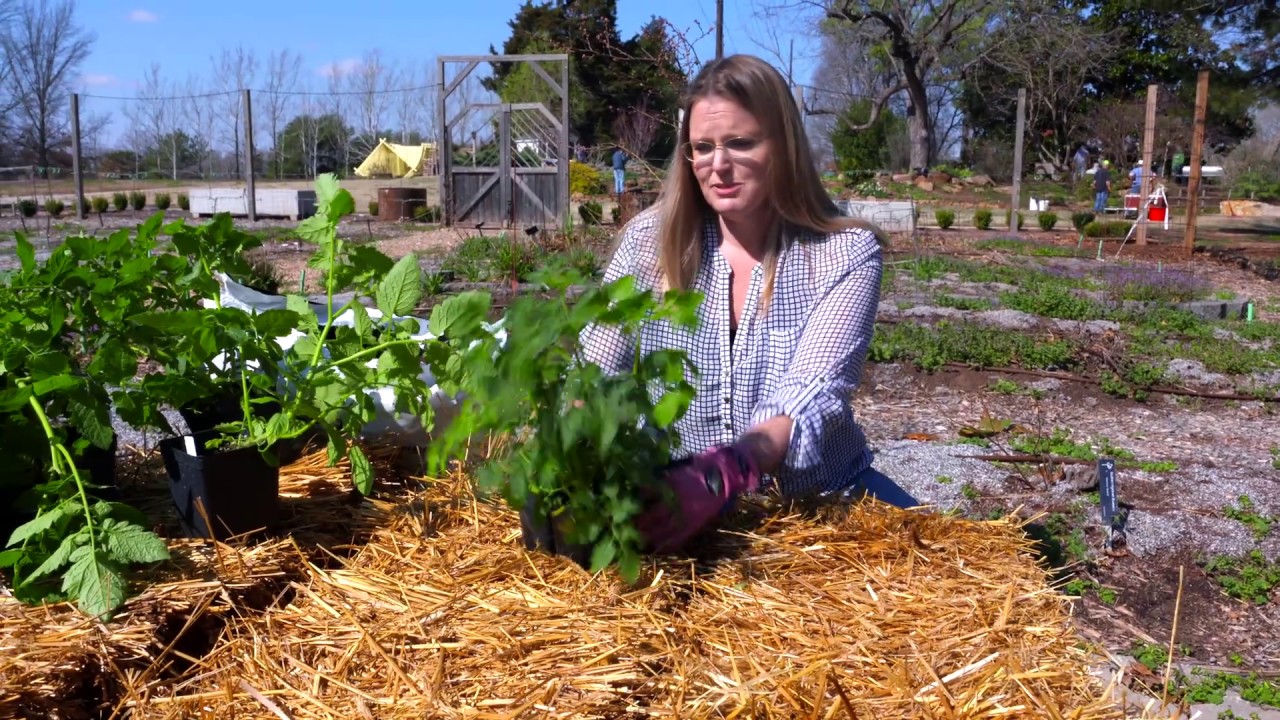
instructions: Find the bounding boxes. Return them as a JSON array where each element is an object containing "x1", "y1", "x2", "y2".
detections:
[{"x1": 437, "y1": 54, "x2": 569, "y2": 229}]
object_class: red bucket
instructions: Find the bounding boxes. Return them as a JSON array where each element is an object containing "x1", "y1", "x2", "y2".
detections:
[{"x1": 1148, "y1": 206, "x2": 1167, "y2": 222}]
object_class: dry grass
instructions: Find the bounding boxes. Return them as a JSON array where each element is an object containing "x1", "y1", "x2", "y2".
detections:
[{"x1": 0, "y1": 446, "x2": 1174, "y2": 719}]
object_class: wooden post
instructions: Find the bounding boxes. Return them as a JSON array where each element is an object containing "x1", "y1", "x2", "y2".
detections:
[
  {"x1": 1135, "y1": 83, "x2": 1158, "y2": 246},
  {"x1": 70, "y1": 93, "x2": 85, "y2": 220},
  {"x1": 1010, "y1": 88, "x2": 1026, "y2": 229},
  {"x1": 715, "y1": 0, "x2": 724, "y2": 59},
  {"x1": 243, "y1": 89, "x2": 257, "y2": 222},
  {"x1": 1183, "y1": 70, "x2": 1209, "y2": 256}
]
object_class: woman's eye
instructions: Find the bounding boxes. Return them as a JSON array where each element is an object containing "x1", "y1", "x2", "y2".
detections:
[
  {"x1": 725, "y1": 138, "x2": 758, "y2": 151},
  {"x1": 692, "y1": 142, "x2": 716, "y2": 155}
]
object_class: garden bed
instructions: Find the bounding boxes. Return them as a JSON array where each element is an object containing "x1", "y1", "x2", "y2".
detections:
[{"x1": 0, "y1": 444, "x2": 1141, "y2": 719}]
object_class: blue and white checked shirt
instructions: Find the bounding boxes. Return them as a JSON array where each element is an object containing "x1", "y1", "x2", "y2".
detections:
[{"x1": 581, "y1": 211, "x2": 882, "y2": 496}]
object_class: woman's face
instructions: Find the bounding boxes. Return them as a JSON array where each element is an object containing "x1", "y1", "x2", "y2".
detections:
[{"x1": 685, "y1": 94, "x2": 771, "y2": 224}]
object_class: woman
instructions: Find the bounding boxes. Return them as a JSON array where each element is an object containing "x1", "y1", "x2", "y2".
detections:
[{"x1": 581, "y1": 54, "x2": 920, "y2": 553}]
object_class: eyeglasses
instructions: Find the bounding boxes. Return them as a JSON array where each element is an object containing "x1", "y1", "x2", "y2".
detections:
[{"x1": 682, "y1": 137, "x2": 762, "y2": 165}]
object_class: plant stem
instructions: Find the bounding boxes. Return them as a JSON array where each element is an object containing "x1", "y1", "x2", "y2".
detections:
[
  {"x1": 327, "y1": 338, "x2": 425, "y2": 370},
  {"x1": 22, "y1": 386, "x2": 98, "y2": 559}
]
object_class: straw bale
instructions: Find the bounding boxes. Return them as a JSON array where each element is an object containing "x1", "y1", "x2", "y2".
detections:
[{"x1": 0, "y1": 449, "x2": 1158, "y2": 719}]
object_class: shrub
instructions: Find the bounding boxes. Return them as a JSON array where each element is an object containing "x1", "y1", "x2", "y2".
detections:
[
  {"x1": 1083, "y1": 220, "x2": 1132, "y2": 238},
  {"x1": 230, "y1": 254, "x2": 283, "y2": 295},
  {"x1": 91, "y1": 196, "x2": 109, "y2": 214},
  {"x1": 935, "y1": 209, "x2": 955, "y2": 229},
  {"x1": 129, "y1": 191, "x2": 146, "y2": 210},
  {"x1": 368, "y1": 200, "x2": 379, "y2": 217},
  {"x1": 578, "y1": 200, "x2": 603, "y2": 225},
  {"x1": 17, "y1": 199, "x2": 37, "y2": 218},
  {"x1": 1005, "y1": 210, "x2": 1024, "y2": 230},
  {"x1": 112, "y1": 192, "x2": 128, "y2": 211},
  {"x1": 44, "y1": 198, "x2": 65, "y2": 217},
  {"x1": 154, "y1": 192, "x2": 171, "y2": 211},
  {"x1": 1071, "y1": 211, "x2": 1095, "y2": 232},
  {"x1": 413, "y1": 204, "x2": 441, "y2": 223},
  {"x1": 177, "y1": 193, "x2": 190, "y2": 211},
  {"x1": 611, "y1": 205, "x2": 621, "y2": 224},
  {"x1": 973, "y1": 208, "x2": 993, "y2": 230},
  {"x1": 569, "y1": 160, "x2": 607, "y2": 196},
  {"x1": 1037, "y1": 211, "x2": 1058, "y2": 231}
]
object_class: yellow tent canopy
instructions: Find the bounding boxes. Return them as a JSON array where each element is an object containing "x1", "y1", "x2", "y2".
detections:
[{"x1": 353, "y1": 138, "x2": 437, "y2": 178}]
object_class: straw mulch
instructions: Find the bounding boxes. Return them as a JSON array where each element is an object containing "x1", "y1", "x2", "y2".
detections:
[{"x1": 0, "y1": 446, "x2": 1155, "y2": 719}]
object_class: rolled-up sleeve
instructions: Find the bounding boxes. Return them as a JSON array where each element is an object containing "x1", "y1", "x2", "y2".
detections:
[{"x1": 749, "y1": 235, "x2": 881, "y2": 493}]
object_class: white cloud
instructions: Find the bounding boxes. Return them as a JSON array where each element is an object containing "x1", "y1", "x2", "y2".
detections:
[
  {"x1": 317, "y1": 58, "x2": 362, "y2": 78},
  {"x1": 127, "y1": 9, "x2": 158, "y2": 23},
  {"x1": 80, "y1": 73, "x2": 119, "y2": 87}
]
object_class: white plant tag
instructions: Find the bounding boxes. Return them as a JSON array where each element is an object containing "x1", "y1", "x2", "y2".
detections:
[{"x1": 183, "y1": 435, "x2": 198, "y2": 456}]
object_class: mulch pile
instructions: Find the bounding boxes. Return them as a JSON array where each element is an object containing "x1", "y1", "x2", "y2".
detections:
[{"x1": 0, "y1": 445, "x2": 1172, "y2": 719}]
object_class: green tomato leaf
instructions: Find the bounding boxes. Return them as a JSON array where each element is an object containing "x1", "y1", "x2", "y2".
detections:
[
  {"x1": 62, "y1": 548, "x2": 126, "y2": 621},
  {"x1": 7, "y1": 504, "x2": 70, "y2": 547},
  {"x1": 618, "y1": 550, "x2": 641, "y2": 584},
  {"x1": 254, "y1": 308, "x2": 300, "y2": 337},
  {"x1": 589, "y1": 535, "x2": 617, "y2": 573},
  {"x1": 68, "y1": 391, "x2": 115, "y2": 450},
  {"x1": 104, "y1": 522, "x2": 171, "y2": 564},
  {"x1": 349, "y1": 445, "x2": 373, "y2": 495},
  {"x1": 350, "y1": 303, "x2": 374, "y2": 343},
  {"x1": 20, "y1": 530, "x2": 84, "y2": 587},
  {"x1": 286, "y1": 295, "x2": 319, "y2": 332},
  {"x1": 32, "y1": 373, "x2": 81, "y2": 397},
  {"x1": 651, "y1": 388, "x2": 692, "y2": 429},
  {"x1": 375, "y1": 253, "x2": 423, "y2": 318},
  {"x1": 14, "y1": 232, "x2": 35, "y2": 273},
  {"x1": 428, "y1": 290, "x2": 492, "y2": 338},
  {"x1": 0, "y1": 386, "x2": 33, "y2": 413}
]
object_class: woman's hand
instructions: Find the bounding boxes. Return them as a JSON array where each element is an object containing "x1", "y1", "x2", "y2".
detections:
[
  {"x1": 734, "y1": 415, "x2": 794, "y2": 476},
  {"x1": 634, "y1": 444, "x2": 762, "y2": 552}
]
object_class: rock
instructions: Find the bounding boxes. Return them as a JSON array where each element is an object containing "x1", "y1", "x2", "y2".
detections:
[
  {"x1": 913, "y1": 177, "x2": 935, "y2": 192},
  {"x1": 941, "y1": 184, "x2": 961, "y2": 193},
  {"x1": 931, "y1": 171, "x2": 953, "y2": 185},
  {"x1": 892, "y1": 173, "x2": 914, "y2": 184},
  {"x1": 963, "y1": 174, "x2": 995, "y2": 187},
  {"x1": 1164, "y1": 359, "x2": 1232, "y2": 388},
  {"x1": 1064, "y1": 465, "x2": 1098, "y2": 491}
]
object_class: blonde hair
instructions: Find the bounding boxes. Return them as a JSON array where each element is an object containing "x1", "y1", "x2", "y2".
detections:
[{"x1": 643, "y1": 54, "x2": 885, "y2": 308}]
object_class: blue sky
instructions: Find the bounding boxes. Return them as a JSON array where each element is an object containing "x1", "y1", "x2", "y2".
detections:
[{"x1": 75, "y1": 1, "x2": 794, "y2": 95}]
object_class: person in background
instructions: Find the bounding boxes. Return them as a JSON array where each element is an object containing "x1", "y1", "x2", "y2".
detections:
[
  {"x1": 1129, "y1": 159, "x2": 1146, "y2": 195},
  {"x1": 582, "y1": 54, "x2": 921, "y2": 554},
  {"x1": 1093, "y1": 159, "x2": 1112, "y2": 213},
  {"x1": 1072, "y1": 145, "x2": 1090, "y2": 184},
  {"x1": 612, "y1": 147, "x2": 628, "y2": 196}
]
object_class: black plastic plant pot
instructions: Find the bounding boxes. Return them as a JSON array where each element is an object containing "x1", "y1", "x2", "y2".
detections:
[
  {"x1": 158, "y1": 430, "x2": 280, "y2": 541},
  {"x1": 178, "y1": 394, "x2": 282, "y2": 435},
  {"x1": 519, "y1": 495, "x2": 592, "y2": 569}
]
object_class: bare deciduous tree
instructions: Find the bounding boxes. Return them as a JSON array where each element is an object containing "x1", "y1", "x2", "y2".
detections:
[
  {"x1": 210, "y1": 45, "x2": 258, "y2": 177},
  {"x1": 348, "y1": 50, "x2": 391, "y2": 157},
  {"x1": 2, "y1": 0, "x2": 93, "y2": 168},
  {"x1": 612, "y1": 100, "x2": 660, "y2": 158},
  {"x1": 973, "y1": 4, "x2": 1117, "y2": 171},
  {"x1": 263, "y1": 49, "x2": 301, "y2": 178},
  {"x1": 764, "y1": 0, "x2": 995, "y2": 171},
  {"x1": 182, "y1": 75, "x2": 217, "y2": 178}
]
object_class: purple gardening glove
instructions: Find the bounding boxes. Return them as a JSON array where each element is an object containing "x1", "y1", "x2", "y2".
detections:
[{"x1": 635, "y1": 444, "x2": 762, "y2": 553}]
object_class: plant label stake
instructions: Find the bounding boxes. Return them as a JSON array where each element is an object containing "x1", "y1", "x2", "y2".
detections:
[
  {"x1": 1097, "y1": 457, "x2": 1125, "y2": 550},
  {"x1": 184, "y1": 435, "x2": 198, "y2": 457}
]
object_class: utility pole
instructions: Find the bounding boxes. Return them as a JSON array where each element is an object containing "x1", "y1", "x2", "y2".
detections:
[
  {"x1": 1183, "y1": 70, "x2": 1209, "y2": 256},
  {"x1": 1010, "y1": 88, "x2": 1026, "y2": 230},
  {"x1": 715, "y1": 0, "x2": 724, "y2": 59},
  {"x1": 1135, "y1": 84, "x2": 1158, "y2": 247}
]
